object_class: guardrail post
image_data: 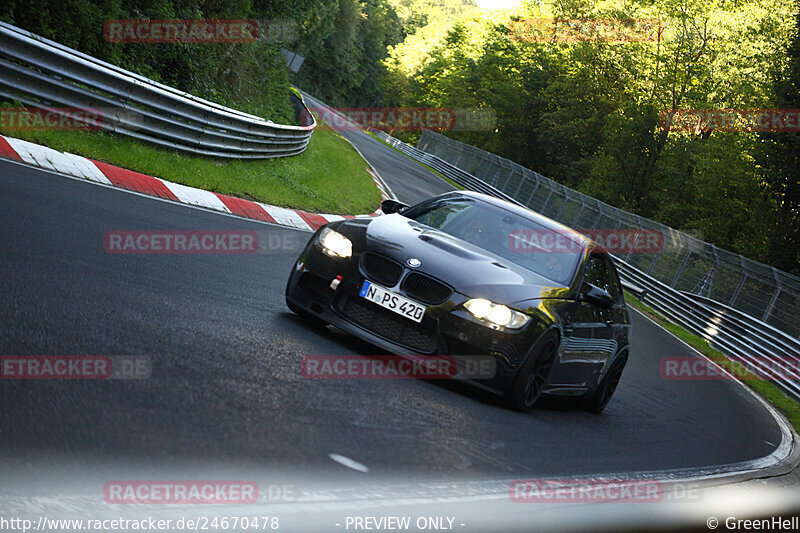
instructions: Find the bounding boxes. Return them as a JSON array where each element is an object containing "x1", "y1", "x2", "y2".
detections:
[
  {"x1": 647, "y1": 244, "x2": 664, "y2": 275},
  {"x1": 539, "y1": 187, "x2": 555, "y2": 213},
  {"x1": 691, "y1": 246, "x2": 718, "y2": 298},
  {"x1": 762, "y1": 286, "x2": 782, "y2": 322},
  {"x1": 512, "y1": 168, "x2": 525, "y2": 197},
  {"x1": 729, "y1": 271, "x2": 748, "y2": 307},
  {"x1": 490, "y1": 158, "x2": 502, "y2": 186},
  {"x1": 500, "y1": 166, "x2": 513, "y2": 192},
  {"x1": 624, "y1": 216, "x2": 645, "y2": 264},
  {"x1": 553, "y1": 191, "x2": 569, "y2": 221},
  {"x1": 589, "y1": 202, "x2": 603, "y2": 230},
  {"x1": 671, "y1": 249, "x2": 692, "y2": 288},
  {"x1": 572, "y1": 200, "x2": 585, "y2": 227},
  {"x1": 524, "y1": 173, "x2": 540, "y2": 207}
]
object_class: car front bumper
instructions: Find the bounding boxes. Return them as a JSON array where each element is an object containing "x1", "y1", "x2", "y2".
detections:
[{"x1": 285, "y1": 243, "x2": 550, "y2": 394}]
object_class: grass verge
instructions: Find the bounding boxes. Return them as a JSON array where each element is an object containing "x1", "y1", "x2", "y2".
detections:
[
  {"x1": 0, "y1": 108, "x2": 381, "y2": 215},
  {"x1": 624, "y1": 291, "x2": 800, "y2": 433}
]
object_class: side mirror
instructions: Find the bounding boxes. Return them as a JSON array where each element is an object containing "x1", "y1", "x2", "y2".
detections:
[
  {"x1": 580, "y1": 282, "x2": 614, "y2": 308},
  {"x1": 381, "y1": 199, "x2": 410, "y2": 215}
]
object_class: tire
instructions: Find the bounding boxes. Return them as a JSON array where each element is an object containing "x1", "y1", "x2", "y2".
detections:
[
  {"x1": 506, "y1": 334, "x2": 558, "y2": 412},
  {"x1": 583, "y1": 352, "x2": 628, "y2": 414}
]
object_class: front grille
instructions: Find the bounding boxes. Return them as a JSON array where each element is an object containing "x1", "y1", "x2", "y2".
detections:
[
  {"x1": 337, "y1": 295, "x2": 436, "y2": 353},
  {"x1": 361, "y1": 253, "x2": 403, "y2": 286},
  {"x1": 401, "y1": 272, "x2": 452, "y2": 305}
]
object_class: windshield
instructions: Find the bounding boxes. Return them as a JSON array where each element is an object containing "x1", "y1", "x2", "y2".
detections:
[{"x1": 405, "y1": 197, "x2": 583, "y2": 285}]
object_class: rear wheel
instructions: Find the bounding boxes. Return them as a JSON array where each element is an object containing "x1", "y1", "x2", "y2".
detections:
[
  {"x1": 583, "y1": 353, "x2": 628, "y2": 413},
  {"x1": 506, "y1": 335, "x2": 558, "y2": 412}
]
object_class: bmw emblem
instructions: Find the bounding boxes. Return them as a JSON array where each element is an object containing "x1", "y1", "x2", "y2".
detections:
[{"x1": 407, "y1": 258, "x2": 421, "y2": 268}]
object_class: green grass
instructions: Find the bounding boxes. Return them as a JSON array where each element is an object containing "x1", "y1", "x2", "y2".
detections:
[
  {"x1": 0, "y1": 109, "x2": 381, "y2": 215},
  {"x1": 624, "y1": 291, "x2": 800, "y2": 432},
  {"x1": 365, "y1": 131, "x2": 465, "y2": 191}
]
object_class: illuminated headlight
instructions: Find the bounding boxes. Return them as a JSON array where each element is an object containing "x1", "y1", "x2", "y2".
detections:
[
  {"x1": 318, "y1": 227, "x2": 352, "y2": 258},
  {"x1": 464, "y1": 298, "x2": 530, "y2": 329}
]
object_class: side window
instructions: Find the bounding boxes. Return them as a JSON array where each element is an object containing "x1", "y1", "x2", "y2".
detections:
[
  {"x1": 583, "y1": 255, "x2": 608, "y2": 289},
  {"x1": 606, "y1": 259, "x2": 624, "y2": 304},
  {"x1": 584, "y1": 254, "x2": 622, "y2": 304}
]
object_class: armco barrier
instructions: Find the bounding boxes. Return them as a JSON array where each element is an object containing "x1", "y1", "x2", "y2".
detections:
[{"x1": 0, "y1": 21, "x2": 315, "y2": 159}]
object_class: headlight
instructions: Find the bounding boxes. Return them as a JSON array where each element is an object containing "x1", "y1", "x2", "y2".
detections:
[
  {"x1": 464, "y1": 298, "x2": 530, "y2": 329},
  {"x1": 318, "y1": 227, "x2": 352, "y2": 258}
]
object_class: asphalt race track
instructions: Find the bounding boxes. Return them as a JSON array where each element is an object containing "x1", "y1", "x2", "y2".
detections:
[
  {"x1": 301, "y1": 92, "x2": 455, "y2": 205},
  {"x1": 0, "y1": 112, "x2": 788, "y2": 529}
]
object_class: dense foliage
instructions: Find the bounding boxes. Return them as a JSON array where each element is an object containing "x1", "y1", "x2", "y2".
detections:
[
  {"x1": 291, "y1": 1, "x2": 476, "y2": 105},
  {"x1": 384, "y1": 0, "x2": 800, "y2": 274},
  {"x1": 0, "y1": 0, "x2": 311, "y2": 122}
]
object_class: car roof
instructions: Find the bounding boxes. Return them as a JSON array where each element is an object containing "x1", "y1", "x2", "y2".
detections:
[{"x1": 436, "y1": 190, "x2": 593, "y2": 251}]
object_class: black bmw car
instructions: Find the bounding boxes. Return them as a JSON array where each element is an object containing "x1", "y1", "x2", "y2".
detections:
[{"x1": 286, "y1": 191, "x2": 631, "y2": 413}]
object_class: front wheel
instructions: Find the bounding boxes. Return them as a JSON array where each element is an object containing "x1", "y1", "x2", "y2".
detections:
[
  {"x1": 506, "y1": 335, "x2": 558, "y2": 413},
  {"x1": 583, "y1": 353, "x2": 628, "y2": 414}
]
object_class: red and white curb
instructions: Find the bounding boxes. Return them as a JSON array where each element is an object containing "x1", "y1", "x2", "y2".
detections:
[{"x1": 0, "y1": 134, "x2": 390, "y2": 232}]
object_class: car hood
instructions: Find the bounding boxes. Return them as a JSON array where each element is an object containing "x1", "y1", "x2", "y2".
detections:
[{"x1": 360, "y1": 214, "x2": 569, "y2": 306}]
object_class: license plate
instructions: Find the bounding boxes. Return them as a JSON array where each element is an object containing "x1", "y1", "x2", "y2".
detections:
[{"x1": 359, "y1": 280, "x2": 426, "y2": 323}]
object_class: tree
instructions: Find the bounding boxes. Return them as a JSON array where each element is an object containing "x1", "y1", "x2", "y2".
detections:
[{"x1": 755, "y1": 5, "x2": 800, "y2": 274}]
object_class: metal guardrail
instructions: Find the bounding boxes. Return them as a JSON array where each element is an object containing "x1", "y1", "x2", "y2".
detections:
[
  {"x1": 0, "y1": 21, "x2": 315, "y2": 159},
  {"x1": 371, "y1": 129, "x2": 800, "y2": 401},
  {"x1": 618, "y1": 261, "x2": 800, "y2": 400}
]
